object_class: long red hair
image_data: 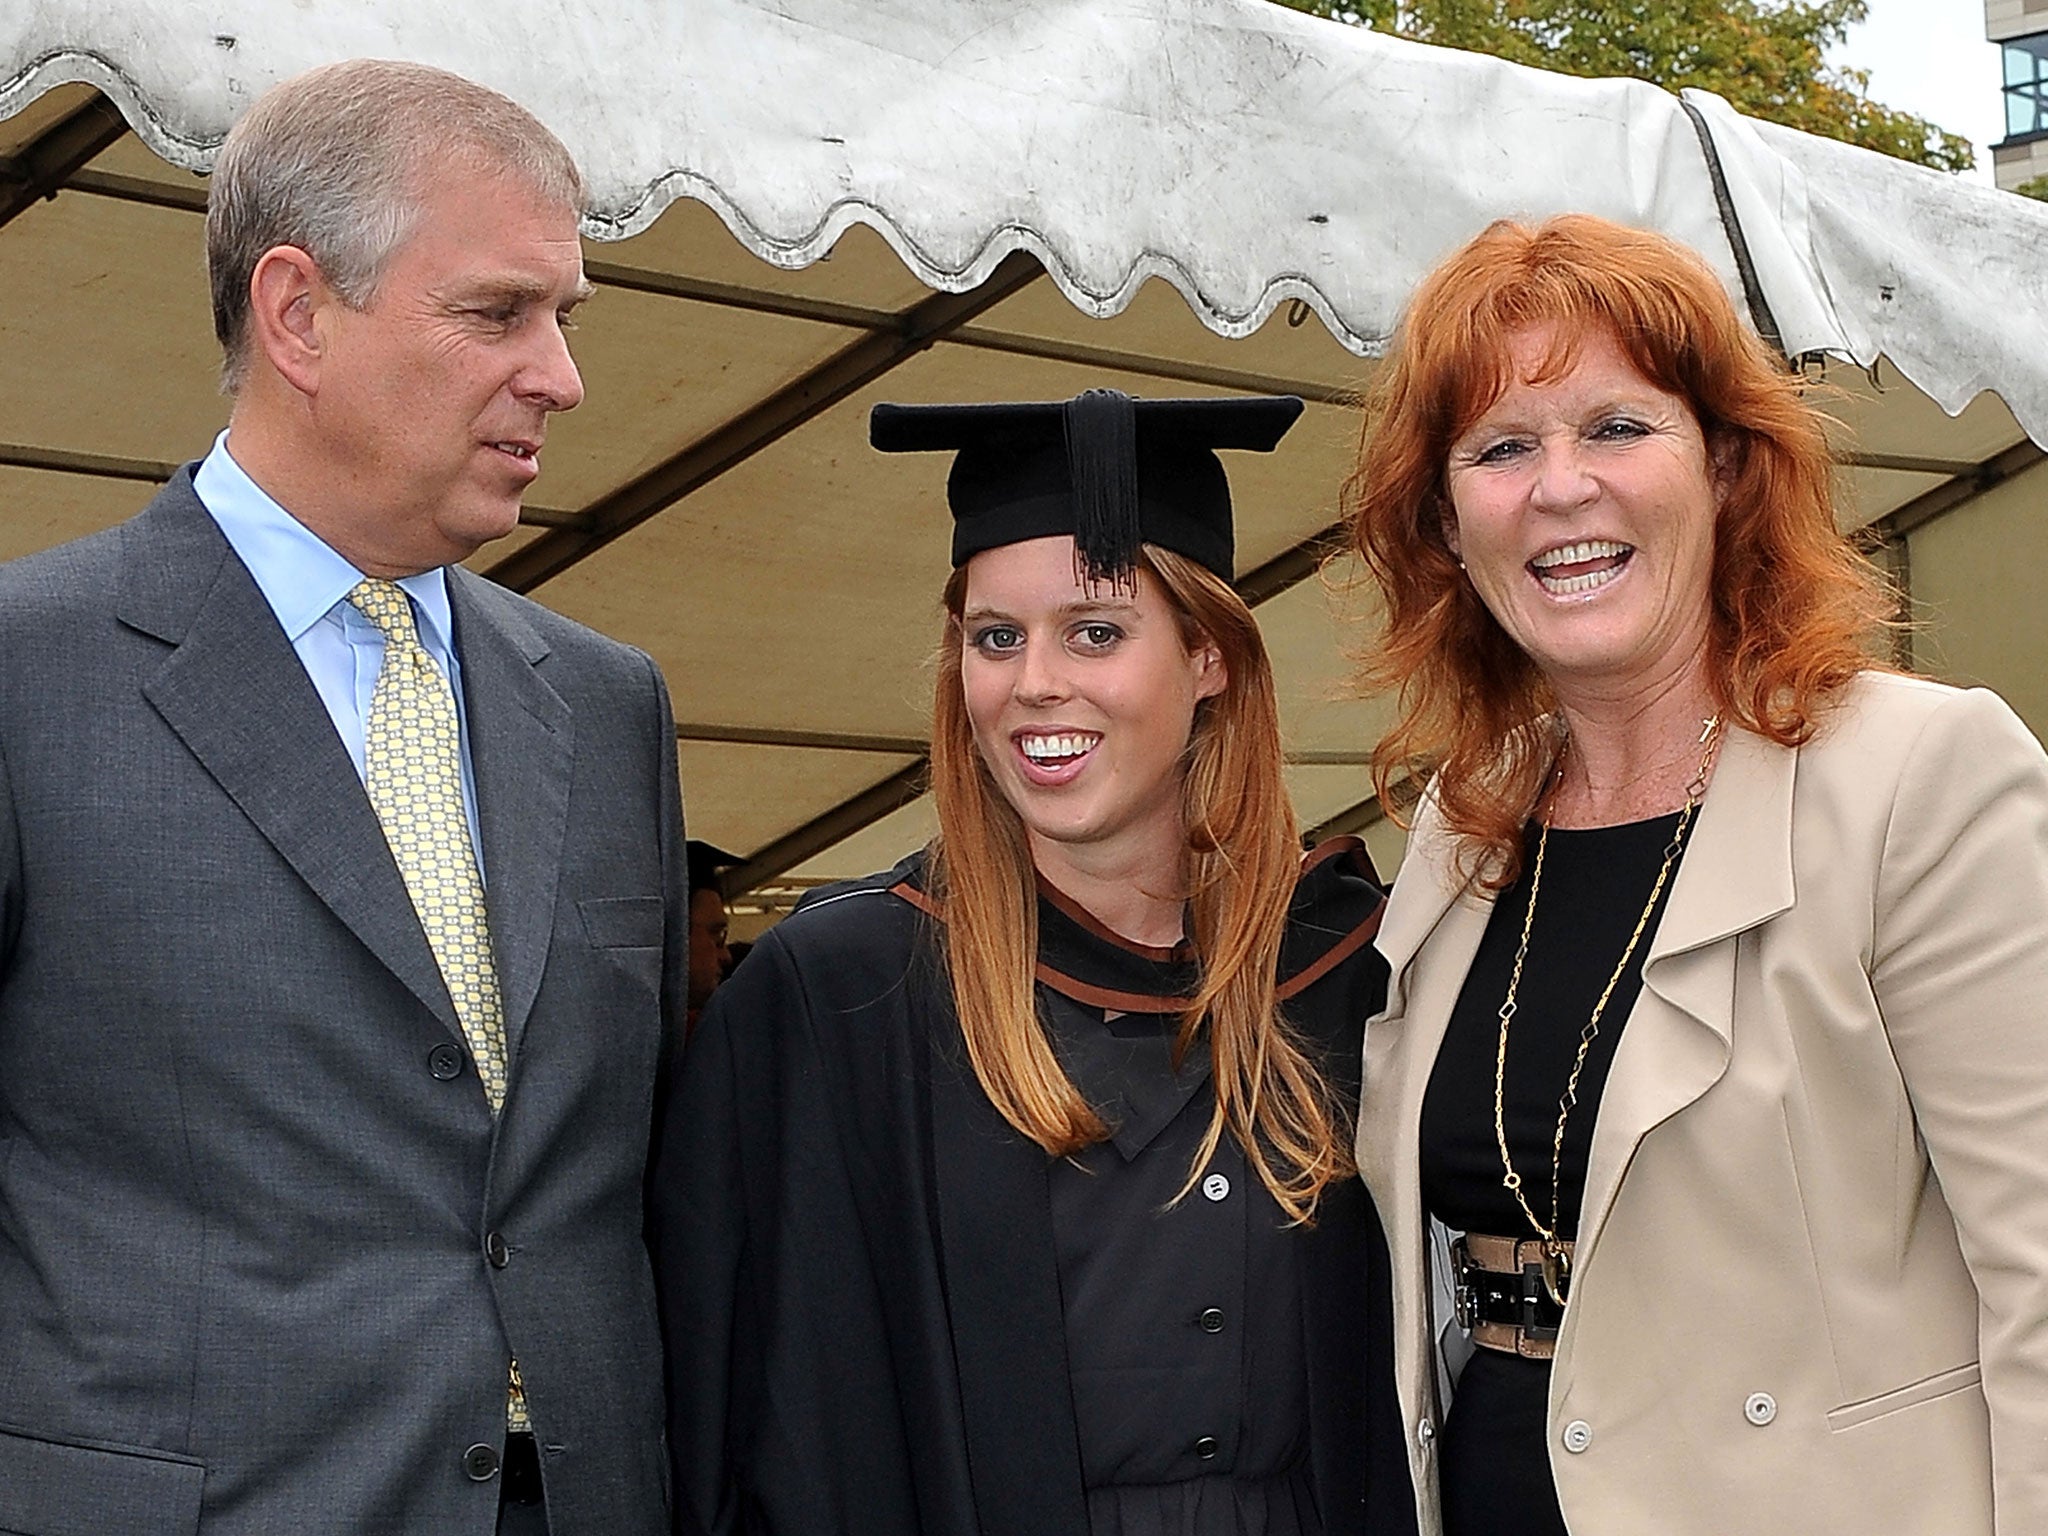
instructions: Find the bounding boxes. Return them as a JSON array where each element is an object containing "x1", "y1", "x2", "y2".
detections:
[
  {"x1": 1346, "y1": 214, "x2": 1896, "y2": 884},
  {"x1": 927, "y1": 546, "x2": 1354, "y2": 1222}
]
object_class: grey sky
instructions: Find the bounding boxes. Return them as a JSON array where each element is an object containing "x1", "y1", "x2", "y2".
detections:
[{"x1": 1841, "y1": 0, "x2": 2005, "y2": 181}]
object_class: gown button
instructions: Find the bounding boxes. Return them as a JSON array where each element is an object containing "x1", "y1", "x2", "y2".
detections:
[
  {"x1": 1193, "y1": 1435, "x2": 1219, "y2": 1460},
  {"x1": 1201, "y1": 1173, "x2": 1230, "y2": 1202},
  {"x1": 1198, "y1": 1307, "x2": 1226, "y2": 1333}
]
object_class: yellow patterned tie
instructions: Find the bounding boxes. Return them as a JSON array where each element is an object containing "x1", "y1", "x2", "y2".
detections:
[{"x1": 348, "y1": 578, "x2": 530, "y2": 1433}]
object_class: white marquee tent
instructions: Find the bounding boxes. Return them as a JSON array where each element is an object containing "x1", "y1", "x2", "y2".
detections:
[{"x1": 4, "y1": 0, "x2": 2046, "y2": 929}]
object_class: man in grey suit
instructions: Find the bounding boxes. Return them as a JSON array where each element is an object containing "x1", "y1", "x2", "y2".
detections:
[{"x1": 0, "y1": 61, "x2": 681, "y2": 1535}]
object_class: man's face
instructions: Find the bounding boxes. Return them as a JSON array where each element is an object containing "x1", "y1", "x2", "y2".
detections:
[
  {"x1": 312, "y1": 168, "x2": 588, "y2": 574},
  {"x1": 688, "y1": 887, "x2": 732, "y2": 1012}
]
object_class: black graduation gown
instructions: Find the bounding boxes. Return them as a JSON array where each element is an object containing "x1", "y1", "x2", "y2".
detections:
[{"x1": 652, "y1": 839, "x2": 1417, "y2": 1536}]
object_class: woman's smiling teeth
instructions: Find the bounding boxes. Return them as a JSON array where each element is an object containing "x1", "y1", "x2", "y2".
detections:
[
  {"x1": 1019, "y1": 731, "x2": 1101, "y2": 766},
  {"x1": 1529, "y1": 538, "x2": 1632, "y2": 595}
]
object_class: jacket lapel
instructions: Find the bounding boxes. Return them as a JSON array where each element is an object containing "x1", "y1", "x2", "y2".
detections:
[
  {"x1": 447, "y1": 570, "x2": 572, "y2": 1061},
  {"x1": 1574, "y1": 723, "x2": 1798, "y2": 1260},
  {"x1": 925, "y1": 1022, "x2": 1090, "y2": 1536},
  {"x1": 122, "y1": 474, "x2": 461, "y2": 1037}
]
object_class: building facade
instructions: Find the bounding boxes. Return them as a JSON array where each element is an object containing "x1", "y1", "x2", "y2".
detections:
[{"x1": 1989, "y1": 0, "x2": 2048, "y2": 190}]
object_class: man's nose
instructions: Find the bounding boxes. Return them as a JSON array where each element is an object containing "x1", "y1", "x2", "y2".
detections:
[{"x1": 521, "y1": 316, "x2": 585, "y2": 413}]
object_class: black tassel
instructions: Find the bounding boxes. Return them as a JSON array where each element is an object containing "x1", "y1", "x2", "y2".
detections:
[{"x1": 1062, "y1": 389, "x2": 1141, "y2": 594}]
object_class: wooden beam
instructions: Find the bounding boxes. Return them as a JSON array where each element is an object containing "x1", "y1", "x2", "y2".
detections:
[
  {"x1": 485, "y1": 250, "x2": 1047, "y2": 593},
  {"x1": 0, "y1": 441, "x2": 178, "y2": 483},
  {"x1": 1306, "y1": 793, "x2": 1387, "y2": 844},
  {"x1": 1838, "y1": 448, "x2": 1986, "y2": 478},
  {"x1": 676, "y1": 722, "x2": 927, "y2": 755},
  {"x1": 945, "y1": 325, "x2": 1361, "y2": 406},
  {"x1": 0, "y1": 439, "x2": 580, "y2": 529},
  {"x1": 1235, "y1": 519, "x2": 1347, "y2": 608},
  {"x1": 65, "y1": 164, "x2": 205, "y2": 214},
  {"x1": 582, "y1": 258, "x2": 895, "y2": 331},
  {"x1": 0, "y1": 93, "x2": 130, "y2": 230}
]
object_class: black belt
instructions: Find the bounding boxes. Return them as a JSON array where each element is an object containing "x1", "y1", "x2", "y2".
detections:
[
  {"x1": 1452, "y1": 1233, "x2": 1573, "y2": 1360},
  {"x1": 502, "y1": 1432, "x2": 544, "y2": 1508}
]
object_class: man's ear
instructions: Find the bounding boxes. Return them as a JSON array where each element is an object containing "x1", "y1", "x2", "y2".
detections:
[{"x1": 246, "y1": 245, "x2": 332, "y2": 398}]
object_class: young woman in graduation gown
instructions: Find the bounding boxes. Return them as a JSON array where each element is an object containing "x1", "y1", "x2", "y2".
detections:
[{"x1": 652, "y1": 389, "x2": 1416, "y2": 1536}]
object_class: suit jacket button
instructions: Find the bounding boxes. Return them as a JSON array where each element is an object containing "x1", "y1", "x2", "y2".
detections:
[
  {"x1": 1562, "y1": 1419, "x2": 1593, "y2": 1453},
  {"x1": 464, "y1": 1443, "x2": 500, "y2": 1481},
  {"x1": 485, "y1": 1231, "x2": 510, "y2": 1268},
  {"x1": 429, "y1": 1044, "x2": 464, "y2": 1081},
  {"x1": 1744, "y1": 1392, "x2": 1777, "y2": 1426},
  {"x1": 1193, "y1": 1436, "x2": 1219, "y2": 1460},
  {"x1": 1198, "y1": 1307, "x2": 1226, "y2": 1334}
]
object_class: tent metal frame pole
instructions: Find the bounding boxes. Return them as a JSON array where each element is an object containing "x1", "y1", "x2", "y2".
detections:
[
  {"x1": 1867, "y1": 439, "x2": 2046, "y2": 544},
  {"x1": 720, "y1": 759, "x2": 930, "y2": 900},
  {"x1": 485, "y1": 250, "x2": 1046, "y2": 593},
  {"x1": 717, "y1": 512, "x2": 1368, "y2": 896},
  {"x1": 21, "y1": 91, "x2": 2048, "y2": 902},
  {"x1": 0, "y1": 94, "x2": 130, "y2": 229}
]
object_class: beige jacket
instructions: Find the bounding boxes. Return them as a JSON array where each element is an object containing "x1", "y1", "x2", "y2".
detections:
[{"x1": 1358, "y1": 672, "x2": 2048, "y2": 1534}]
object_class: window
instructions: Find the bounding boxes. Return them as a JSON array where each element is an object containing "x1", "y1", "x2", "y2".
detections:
[{"x1": 2005, "y1": 33, "x2": 2048, "y2": 140}]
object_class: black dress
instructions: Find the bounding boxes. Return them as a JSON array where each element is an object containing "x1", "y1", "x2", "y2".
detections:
[
  {"x1": 653, "y1": 840, "x2": 1417, "y2": 1536},
  {"x1": 1417, "y1": 815, "x2": 1686, "y2": 1536}
]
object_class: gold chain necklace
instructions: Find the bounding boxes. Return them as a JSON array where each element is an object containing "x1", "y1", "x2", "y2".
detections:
[{"x1": 1492, "y1": 714, "x2": 1723, "y2": 1307}]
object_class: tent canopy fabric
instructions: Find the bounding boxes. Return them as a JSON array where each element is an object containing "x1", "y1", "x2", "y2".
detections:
[
  {"x1": 9, "y1": 0, "x2": 2048, "y2": 439},
  {"x1": 2, "y1": 0, "x2": 2044, "y2": 928}
]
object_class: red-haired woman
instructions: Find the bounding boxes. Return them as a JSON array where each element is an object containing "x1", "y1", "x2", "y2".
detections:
[
  {"x1": 654, "y1": 390, "x2": 1413, "y2": 1536},
  {"x1": 1348, "y1": 213, "x2": 2048, "y2": 1536}
]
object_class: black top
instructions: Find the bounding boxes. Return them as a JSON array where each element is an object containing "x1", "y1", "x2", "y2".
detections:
[
  {"x1": 1417, "y1": 814, "x2": 1687, "y2": 1536},
  {"x1": 653, "y1": 840, "x2": 1418, "y2": 1536},
  {"x1": 1040, "y1": 889, "x2": 1315, "y2": 1533}
]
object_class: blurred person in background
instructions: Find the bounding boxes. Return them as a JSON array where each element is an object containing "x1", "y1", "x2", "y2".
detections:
[{"x1": 687, "y1": 839, "x2": 737, "y2": 1031}]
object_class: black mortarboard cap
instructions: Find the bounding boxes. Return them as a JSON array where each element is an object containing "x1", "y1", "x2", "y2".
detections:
[{"x1": 869, "y1": 389, "x2": 1304, "y2": 585}]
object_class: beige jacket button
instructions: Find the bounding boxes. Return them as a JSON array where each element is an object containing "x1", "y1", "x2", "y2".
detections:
[
  {"x1": 1561, "y1": 1419, "x2": 1593, "y2": 1453},
  {"x1": 1417, "y1": 1417, "x2": 1436, "y2": 1447},
  {"x1": 1744, "y1": 1392, "x2": 1778, "y2": 1426}
]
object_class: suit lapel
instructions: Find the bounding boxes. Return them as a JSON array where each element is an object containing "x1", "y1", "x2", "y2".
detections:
[
  {"x1": 122, "y1": 476, "x2": 460, "y2": 1037},
  {"x1": 447, "y1": 570, "x2": 572, "y2": 1061},
  {"x1": 1575, "y1": 724, "x2": 1798, "y2": 1260},
  {"x1": 1353, "y1": 808, "x2": 1491, "y2": 1530},
  {"x1": 1361, "y1": 806, "x2": 1492, "y2": 1206},
  {"x1": 925, "y1": 1019, "x2": 1090, "y2": 1536}
]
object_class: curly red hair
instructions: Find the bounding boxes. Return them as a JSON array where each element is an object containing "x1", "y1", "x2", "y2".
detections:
[{"x1": 1346, "y1": 214, "x2": 1897, "y2": 885}]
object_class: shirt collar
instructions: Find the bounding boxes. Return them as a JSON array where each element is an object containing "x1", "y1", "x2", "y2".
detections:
[{"x1": 193, "y1": 429, "x2": 455, "y2": 651}]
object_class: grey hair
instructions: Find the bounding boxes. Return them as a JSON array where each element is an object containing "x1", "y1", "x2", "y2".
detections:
[{"x1": 206, "y1": 59, "x2": 587, "y2": 391}]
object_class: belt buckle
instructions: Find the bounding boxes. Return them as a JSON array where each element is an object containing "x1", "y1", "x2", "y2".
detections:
[
  {"x1": 1516, "y1": 1248, "x2": 1562, "y2": 1343},
  {"x1": 1451, "y1": 1237, "x2": 1478, "y2": 1330}
]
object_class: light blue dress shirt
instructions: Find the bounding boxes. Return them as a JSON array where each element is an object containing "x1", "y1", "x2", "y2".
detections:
[{"x1": 192, "y1": 431, "x2": 486, "y2": 876}]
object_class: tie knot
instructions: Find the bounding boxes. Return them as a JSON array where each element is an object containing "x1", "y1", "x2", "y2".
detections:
[{"x1": 347, "y1": 578, "x2": 421, "y2": 647}]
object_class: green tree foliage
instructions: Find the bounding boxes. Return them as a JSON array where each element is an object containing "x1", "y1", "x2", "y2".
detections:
[{"x1": 1272, "y1": 0, "x2": 1973, "y2": 172}]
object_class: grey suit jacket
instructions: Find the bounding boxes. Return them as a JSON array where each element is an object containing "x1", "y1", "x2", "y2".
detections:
[{"x1": 0, "y1": 470, "x2": 686, "y2": 1535}]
